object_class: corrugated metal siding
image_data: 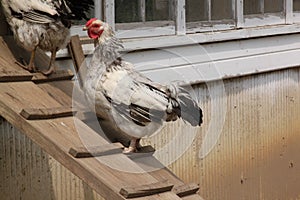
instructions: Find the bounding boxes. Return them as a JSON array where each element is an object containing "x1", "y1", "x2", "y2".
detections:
[
  {"x1": 0, "y1": 118, "x2": 105, "y2": 200},
  {"x1": 143, "y1": 67, "x2": 300, "y2": 200},
  {"x1": 0, "y1": 67, "x2": 299, "y2": 200}
]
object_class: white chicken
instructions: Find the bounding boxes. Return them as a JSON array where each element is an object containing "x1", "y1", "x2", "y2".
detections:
[
  {"x1": 83, "y1": 18, "x2": 203, "y2": 153},
  {"x1": 1, "y1": 0, "x2": 93, "y2": 75}
]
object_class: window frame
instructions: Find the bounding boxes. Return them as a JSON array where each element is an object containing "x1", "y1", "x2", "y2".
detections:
[{"x1": 68, "y1": 0, "x2": 300, "y2": 49}]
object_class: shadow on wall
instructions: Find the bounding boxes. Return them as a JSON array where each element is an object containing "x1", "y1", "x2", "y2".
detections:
[{"x1": 0, "y1": 118, "x2": 104, "y2": 200}]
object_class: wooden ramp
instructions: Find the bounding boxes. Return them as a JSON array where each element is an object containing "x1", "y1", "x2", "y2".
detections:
[{"x1": 0, "y1": 37, "x2": 202, "y2": 199}]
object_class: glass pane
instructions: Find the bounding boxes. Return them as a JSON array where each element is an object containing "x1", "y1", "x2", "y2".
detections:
[
  {"x1": 186, "y1": 0, "x2": 207, "y2": 22},
  {"x1": 115, "y1": 0, "x2": 172, "y2": 23},
  {"x1": 264, "y1": 0, "x2": 283, "y2": 13},
  {"x1": 244, "y1": 0, "x2": 284, "y2": 15},
  {"x1": 115, "y1": 0, "x2": 141, "y2": 23},
  {"x1": 211, "y1": 0, "x2": 233, "y2": 20},
  {"x1": 244, "y1": 0, "x2": 261, "y2": 15},
  {"x1": 293, "y1": 0, "x2": 300, "y2": 11},
  {"x1": 186, "y1": 0, "x2": 233, "y2": 22},
  {"x1": 146, "y1": 0, "x2": 170, "y2": 21}
]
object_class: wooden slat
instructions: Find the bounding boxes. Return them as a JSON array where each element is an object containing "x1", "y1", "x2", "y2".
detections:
[
  {"x1": 131, "y1": 192, "x2": 183, "y2": 200},
  {"x1": 68, "y1": 35, "x2": 85, "y2": 73},
  {"x1": 119, "y1": 180, "x2": 174, "y2": 199},
  {"x1": 31, "y1": 69, "x2": 74, "y2": 83},
  {"x1": 69, "y1": 142, "x2": 124, "y2": 158},
  {"x1": 68, "y1": 35, "x2": 87, "y2": 88},
  {"x1": 173, "y1": 183, "x2": 199, "y2": 198},
  {"x1": 20, "y1": 106, "x2": 74, "y2": 120},
  {"x1": 0, "y1": 73, "x2": 33, "y2": 82}
]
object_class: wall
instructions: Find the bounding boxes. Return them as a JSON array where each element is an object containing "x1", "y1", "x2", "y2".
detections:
[
  {"x1": 0, "y1": 118, "x2": 105, "y2": 200},
  {"x1": 0, "y1": 68, "x2": 299, "y2": 200},
  {"x1": 143, "y1": 67, "x2": 300, "y2": 200}
]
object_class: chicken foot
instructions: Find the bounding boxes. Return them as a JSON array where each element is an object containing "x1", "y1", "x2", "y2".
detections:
[{"x1": 123, "y1": 138, "x2": 141, "y2": 153}]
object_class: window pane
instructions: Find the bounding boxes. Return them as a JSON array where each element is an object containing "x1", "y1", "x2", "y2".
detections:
[
  {"x1": 115, "y1": 0, "x2": 172, "y2": 23},
  {"x1": 186, "y1": 0, "x2": 233, "y2": 22},
  {"x1": 244, "y1": 0, "x2": 284, "y2": 15},
  {"x1": 211, "y1": 0, "x2": 233, "y2": 20},
  {"x1": 264, "y1": 0, "x2": 283, "y2": 13},
  {"x1": 293, "y1": 0, "x2": 300, "y2": 11},
  {"x1": 115, "y1": 0, "x2": 141, "y2": 23},
  {"x1": 186, "y1": 0, "x2": 207, "y2": 22},
  {"x1": 146, "y1": 0, "x2": 170, "y2": 21},
  {"x1": 244, "y1": 0, "x2": 261, "y2": 15}
]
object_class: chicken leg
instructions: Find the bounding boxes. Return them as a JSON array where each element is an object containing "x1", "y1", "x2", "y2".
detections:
[
  {"x1": 123, "y1": 138, "x2": 141, "y2": 153},
  {"x1": 17, "y1": 47, "x2": 37, "y2": 72},
  {"x1": 42, "y1": 48, "x2": 58, "y2": 76}
]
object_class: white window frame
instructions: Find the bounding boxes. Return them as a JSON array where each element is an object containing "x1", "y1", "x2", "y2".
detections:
[{"x1": 66, "y1": 0, "x2": 300, "y2": 54}]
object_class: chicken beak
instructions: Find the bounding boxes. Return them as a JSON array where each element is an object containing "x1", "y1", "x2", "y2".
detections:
[{"x1": 83, "y1": 26, "x2": 88, "y2": 31}]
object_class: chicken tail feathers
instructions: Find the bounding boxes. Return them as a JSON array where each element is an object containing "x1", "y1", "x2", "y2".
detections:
[
  {"x1": 176, "y1": 87, "x2": 203, "y2": 127},
  {"x1": 179, "y1": 94, "x2": 203, "y2": 126}
]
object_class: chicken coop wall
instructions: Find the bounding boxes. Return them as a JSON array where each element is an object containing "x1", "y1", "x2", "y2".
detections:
[
  {"x1": 141, "y1": 67, "x2": 300, "y2": 200},
  {"x1": 0, "y1": 118, "x2": 105, "y2": 200}
]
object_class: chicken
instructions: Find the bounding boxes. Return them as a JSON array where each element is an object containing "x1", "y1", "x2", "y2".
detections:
[
  {"x1": 1, "y1": 0, "x2": 93, "y2": 75},
  {"x1": 83, "y1": 18, "x2": 203, "y2": 153}
]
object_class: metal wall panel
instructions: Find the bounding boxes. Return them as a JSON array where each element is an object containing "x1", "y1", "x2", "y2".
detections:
[
  {"x1": 143, "y1": 67, "x2": 300, "y2": 200},
  {"x1": 0, "y1": 118, "x2": 105, "y2": 200}
]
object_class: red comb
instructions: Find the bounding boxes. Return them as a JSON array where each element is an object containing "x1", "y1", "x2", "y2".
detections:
[{"x1": 85, "y1": 18, "x2": 98, "y2": 27}]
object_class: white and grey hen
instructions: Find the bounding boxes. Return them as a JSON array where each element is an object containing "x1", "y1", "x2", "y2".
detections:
[
  {"x1": 83, "y1": 18, "x2": 203, "y2": 153},
  {"x1": 1, "y1": 0, "x2": 93, "y2": 75}
]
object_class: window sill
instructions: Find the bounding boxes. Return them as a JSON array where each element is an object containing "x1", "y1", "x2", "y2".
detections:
[{"x1": 57, "y1": 23, "x2": 300, "y2": 58}]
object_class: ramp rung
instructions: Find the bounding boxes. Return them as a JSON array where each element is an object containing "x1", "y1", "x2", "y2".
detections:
[
  {"x1": 69, "y1": 143, "x2": 124, "y2": 158},
  {"x1": 119, "y1": 180, "x2": 174, "y2": 199},
  {"x1": 173, "y1": 183, "x2": 200, "y2": 198},
  {"x1": 32, "y1": 69, "x2": 74, "y2": 83},
  {"x1": 0, "y1": 73, "x2": 33, "y2": 82},
  {"x1": 20, "y1": 106, "x2": 74, "y2": 120}
]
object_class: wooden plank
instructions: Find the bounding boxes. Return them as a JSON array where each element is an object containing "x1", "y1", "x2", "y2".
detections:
[
  {"x1": 0, "y1": 73, "x2": 33, "y2": 82},
  {"x1": 20, "y1": 106, "x2": 74, "y2": 120},
  {"x1": 119, "y1": 180, "x2": 174, "y2": 198},
  {"x1": 37, "y1": 81, "x2": 74, "y2": 107},
  {"x1": 181, "y1": 194, "x2": 205, "y2": 200},
  {"x1": 69, "y1": 142, "x2": 124, "y2": 158},
  {"x1": 173, "y1": 183, "x2": 199, "y2": 198},
  {"x1": 0, "y1": 81, "x2": 191, "y2": 200},
  {"x1": 131, "y1": 192, "x2": 183, "y2": 200},
  {"x1": 31, "y1": 69, "x2": 74, "y2": 83},
  {"x1": 68, "y1": 35, "x2": 85, "y2": 73},
  {"x1": 0, "y1": 37, "x2": 33, "y2": 81},
  {"x1": 68, "y1": 35, "x2": 86, "y2": 88}
]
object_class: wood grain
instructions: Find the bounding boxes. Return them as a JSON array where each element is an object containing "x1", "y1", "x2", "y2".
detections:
[
  {"x1": 20, "y1": 106, "x2": 75, "y2": 120},
  {"x1": 119, "y1": 180, "x2": 174, "y2": 198},
  {"x1": 173, "y1": 183, "x2": 200, "y2": 198},
  {"x1": 69, "y1": 142, "x2": 123, "y2": 158}
]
